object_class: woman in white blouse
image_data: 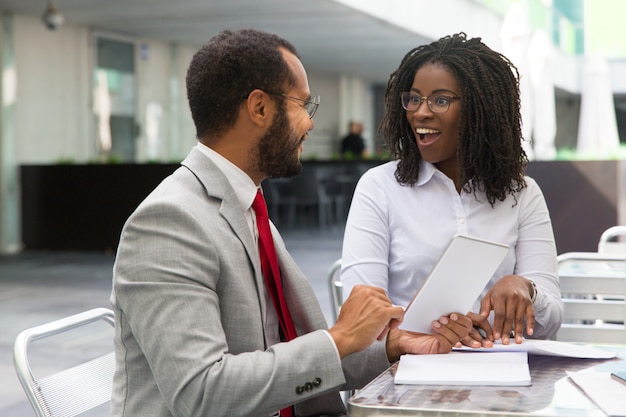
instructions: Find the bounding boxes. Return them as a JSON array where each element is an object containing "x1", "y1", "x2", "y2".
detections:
[{"x1": 341, "y1": 33, "x2": 563, "y2": 347}]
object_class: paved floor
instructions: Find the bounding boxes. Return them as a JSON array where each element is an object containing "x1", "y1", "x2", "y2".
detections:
[{"x1": 0, "y1": 226, "x2": 344, "y2": 417}]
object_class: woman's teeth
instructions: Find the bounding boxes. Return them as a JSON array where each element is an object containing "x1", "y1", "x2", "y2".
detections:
[
  {"x1": 415, "y1": 128, "x2": 440, "y2": 142},
  {"x1": 415, "y1": 128, "x2": 439, "y2": 135}
]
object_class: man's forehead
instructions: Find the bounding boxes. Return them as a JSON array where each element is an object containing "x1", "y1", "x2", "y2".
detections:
[{"x1": 279, "y1": 48, "x2": 310, "y2": 95}]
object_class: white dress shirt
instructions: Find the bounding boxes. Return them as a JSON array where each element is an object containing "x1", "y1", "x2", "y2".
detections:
[{"x1": 341, "y1": 159, "x2": 563, "y2": 339}]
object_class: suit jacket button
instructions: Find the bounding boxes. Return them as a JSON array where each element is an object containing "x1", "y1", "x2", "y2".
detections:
[
  {"x1": 295, "y1": 385, "x2": 305, "y2": 395},
  {"x1": 305, "y1": 382, "x2": 313, "y2": 391},
  {"x1": 312, "y1": 377, "x2": 322, "y2": 387}
]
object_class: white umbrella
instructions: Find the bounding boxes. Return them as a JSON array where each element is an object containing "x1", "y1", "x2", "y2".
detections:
[
  {"x1": 576, "y1": 57, "x2": 620, "y2": 156},
  {"x1": 528, "y1": 29, "x2": 557, "y2": 160},
  {"x1": 500, "y1": 3, "x2": 535, "y2": 160}
]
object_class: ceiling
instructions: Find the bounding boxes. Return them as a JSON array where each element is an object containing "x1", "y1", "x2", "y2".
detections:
[{"x1": 0, "y1": 0, "x2": 432, "y2": 83}]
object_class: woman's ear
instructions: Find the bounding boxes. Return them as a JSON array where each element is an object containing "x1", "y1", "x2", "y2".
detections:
[{"x1": 246, "y1": 89, "x2": 271, "y2": 127}]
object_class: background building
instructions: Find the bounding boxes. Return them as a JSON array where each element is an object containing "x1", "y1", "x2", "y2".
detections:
[{"x1": 0, "y1": 0, "x2": 625, "y2": 253}]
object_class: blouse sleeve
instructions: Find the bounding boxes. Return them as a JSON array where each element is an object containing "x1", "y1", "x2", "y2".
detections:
[
  {"x1": 340, "y1": 171, "x2": 392, "y2": 302},
  {"x1": 515, "y1": 177, "x2": 564, "y2": 339}
]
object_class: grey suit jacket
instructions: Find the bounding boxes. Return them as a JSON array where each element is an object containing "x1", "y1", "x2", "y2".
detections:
[{"x1": 110, "y1": 148, "x2": 390, "y2": 417}]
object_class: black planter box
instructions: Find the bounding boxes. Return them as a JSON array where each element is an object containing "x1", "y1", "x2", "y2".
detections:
[
  {"x1": 19, "y1": 160, "x2": 622, "y2": 253},
  {"x1": 20, "y1": 163, "x2": 179, "y2": 252}
]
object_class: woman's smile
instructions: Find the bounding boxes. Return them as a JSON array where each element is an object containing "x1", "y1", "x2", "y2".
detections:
[{"x1": 415, "y1": 127, "x2": 441, "y2": 145}]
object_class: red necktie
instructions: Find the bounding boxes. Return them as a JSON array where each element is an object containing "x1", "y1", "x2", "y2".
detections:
[{"x1": 253, "y1": 190, "x2": 297, "y2": 417}]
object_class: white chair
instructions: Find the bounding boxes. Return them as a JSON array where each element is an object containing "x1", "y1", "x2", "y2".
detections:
[
  {"x1": 597, "y1": 225, "x2": 626, "y2": 255},
  {"x1": 326, "y1": 258, "x2": 355, "y2": 405},
  {"x1": 13, "y1": 308, "x2": 115, "y2": 417},
  {"x1": 327, "y1": 259, "x2": 343, "y2": 322},
  {"x1": 555, "y1": 252, "x2": 626, "y2": 344}
]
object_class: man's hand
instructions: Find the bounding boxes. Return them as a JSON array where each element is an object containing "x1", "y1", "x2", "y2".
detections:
[{"x1": 328, "y1": 285, "x2": 404, "y2": 359}]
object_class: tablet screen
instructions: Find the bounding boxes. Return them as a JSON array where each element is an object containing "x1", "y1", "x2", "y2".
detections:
[{"x1": 399, "y1": 234, "x2": 509, "y2": 333}]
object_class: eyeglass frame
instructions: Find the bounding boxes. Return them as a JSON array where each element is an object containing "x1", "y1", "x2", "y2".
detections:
[
  {"x1": 400, "y1": 92, "x2": 461, "y2": 114},
  {"x1": 265, "y1": 91, "x2": 320, "y2": 119}
]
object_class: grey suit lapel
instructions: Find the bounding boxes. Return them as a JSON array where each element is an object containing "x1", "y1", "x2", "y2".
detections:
[{"x1": 180, "y1": 148, "x2": 266, "y2": 304}]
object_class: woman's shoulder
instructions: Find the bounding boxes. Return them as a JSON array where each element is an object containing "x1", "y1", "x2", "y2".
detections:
[
  {"x1": 521, "y1": 175, "x2": 542, "y2": 192},
  {"x1": 509, "y1": 175, "x2": 546, "y2": 204},
  {"x1": 360, "y1": 160, "x2": 398, "y2": 181},
  {"x1": 355, "y1": 161, "x2": 400, "y2": 194}
]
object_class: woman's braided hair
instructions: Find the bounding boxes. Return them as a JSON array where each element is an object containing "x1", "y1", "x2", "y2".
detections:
[{"x1": 380, "y1": 32, "x2": 528, "y2": 206}]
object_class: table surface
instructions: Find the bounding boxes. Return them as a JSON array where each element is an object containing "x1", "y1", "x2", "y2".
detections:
[{"x1": 348, "y1": 346, "x2": 626, "y2": 416}]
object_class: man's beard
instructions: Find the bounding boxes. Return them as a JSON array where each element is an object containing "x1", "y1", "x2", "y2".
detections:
[{"x1": 256, "y1": 106, "x2": 303, "y2": 179}]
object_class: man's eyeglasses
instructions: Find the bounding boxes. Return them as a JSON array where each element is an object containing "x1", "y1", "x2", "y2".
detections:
[
  {"x1": 266, "y1": 91, "x2": 320, "y2": 119},
  {"x1": 400, "y1": 92, "x2": 461, "y2": 114}
]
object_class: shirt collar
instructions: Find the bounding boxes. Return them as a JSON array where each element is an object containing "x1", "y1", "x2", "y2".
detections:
[
  {"x1": 417, "y1": 159, "x2": 437, "y2": 186},
  {"x1": 194, "y1": 143, "x2": 259, "y2": 210}
]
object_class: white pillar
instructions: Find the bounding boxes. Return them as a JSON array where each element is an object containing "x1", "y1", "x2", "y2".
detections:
[
  {"x1": 168, "y1": 43, "x2": 181, "y2": 158},
  {"x1": 0, "y1": 13, "x2": 21, "y2": 253}
]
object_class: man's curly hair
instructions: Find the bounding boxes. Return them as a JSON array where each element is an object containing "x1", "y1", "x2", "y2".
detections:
[
  {"x1": 186, "y1": 29, "x2": 299, "y2": 140},
  {"x1": 380, "y1": 32, "x2": 528, "y2": 206}
]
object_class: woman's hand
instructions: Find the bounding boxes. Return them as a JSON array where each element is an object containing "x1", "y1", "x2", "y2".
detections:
[
  {"x1": 478, "y1": 275, "x2": 535, "y2": 344},
  {"x1": 461, "y1": 312, "x2": 494, "y2": 347},
  {"x1": 386, "y1": 313, "x2": 473, "y2": 361}
]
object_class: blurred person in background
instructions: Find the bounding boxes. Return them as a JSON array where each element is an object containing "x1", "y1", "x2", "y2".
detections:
[{"x1": 341, "y1": 121, "x2": 367, "y2": 158}]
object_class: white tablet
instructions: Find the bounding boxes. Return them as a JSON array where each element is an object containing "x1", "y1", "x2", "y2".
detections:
[{"x1": 398, "y1": 234, "x2": 509, "y2": 333}]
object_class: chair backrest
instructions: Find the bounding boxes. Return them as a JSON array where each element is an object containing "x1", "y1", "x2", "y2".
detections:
[
  {"x1": 555, "y1": 252, "x2": 626, "y2": 344},
  {"x1": 327, "y1": 259, "x2": 343, "y2": 322},
  {"x1": 597, "y1": 225, "x2": 626, "y2": 255},
  {"x1": 288, "y1": 165, "x2": 326, "y2": 203},
  {"x1": 13, "y1": 308, "x2": 115, "y2": 417}
]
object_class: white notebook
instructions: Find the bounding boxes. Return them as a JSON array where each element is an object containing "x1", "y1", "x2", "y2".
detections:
[
  {"x1": 394, "y1": 351, "x2": 531, "y2": 386},
  {"x1": 399, "y1": 234, "x2": 509, "y2": 333}
]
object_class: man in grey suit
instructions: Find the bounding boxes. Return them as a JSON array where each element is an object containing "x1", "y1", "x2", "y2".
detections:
[{"x1": 110, "y1": 29, "x2": 472, "y2": 417}]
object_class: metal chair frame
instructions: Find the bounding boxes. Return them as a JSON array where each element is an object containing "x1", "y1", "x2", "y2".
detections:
[
  {"x1": 13, "y1": 308, "x2": 115, "y2": 417},
  {"x1": 327, "y1": 259, "x2": 343, "y2": 322},
  {"x1": 597, "y1": 225, "x2": 626, "y2": 254},
  {"x1": 556, "y1": 252, "x2": 626, "y2": 344},
  {"x1": 326, "y1": 258, "x2": 357, "y2": 405}
]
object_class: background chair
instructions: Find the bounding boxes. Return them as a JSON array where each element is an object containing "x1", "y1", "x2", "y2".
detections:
[
  {"x1": 327, "y1": 258, "x2": 343, "y2": 323},
  {"x1": 282, "y1": 165, "x2": 333, "y2": 228},
  {"x1": 13, "y1": 308, "x2": 115, "y2": 417},
  {"x1": 555, "y1": 252, "x2": 626, "y2": 344},
  {"x1": 326, "y1": 258, "x2": 355, "y2": 405},
  {"x1": 597, "y1": 225, "x2": 626, "y2": 255}
]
